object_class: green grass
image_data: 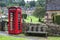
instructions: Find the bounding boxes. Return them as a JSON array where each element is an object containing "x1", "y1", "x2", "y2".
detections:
[
  {"x1": 24, "y1": 16, "x2": 39, "y2": 23},
  {"x1": 48, "y1": 37, "x2": 60, "y2": 40},
  {"x1": 24, "y1": 16, "x2": 45, "y2": 23},
  {"x1": 0, "y1": 35, "x2": 60, "y2": 40},
  {"x1": 0, "y1": 35, "x2": 28, "y2": 40}
]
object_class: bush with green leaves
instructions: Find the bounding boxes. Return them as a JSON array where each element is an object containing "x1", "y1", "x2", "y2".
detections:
[
  {"x1": 22, "y1": 14, "x2": 27, "y2": 19},
  {"x1": 54, "y1": 15, "x2": 60, "y2": 24}
]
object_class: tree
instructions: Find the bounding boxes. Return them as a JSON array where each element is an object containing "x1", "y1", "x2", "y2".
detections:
[
  {"x1": 19, "y1": 0, "x2": 25, "y2": 6},
  {"x1": 33, "y1": 6, "x2": 46, "y2": 18},
  {"x1": 36, "y1": 0, "x2": 46, "y2": 7},
  {"x1": 7, "y1": 0, "x2": 19, "y2": 7},
  {"x1": 29, "y1": 1, "x2": 36, "y2": 7},
  {"x1": 25, "y1": 3, "x2": 30, "y2": 8},
  {"x1": 0, "y1": 2, "x2": 6, "y2": 7}
]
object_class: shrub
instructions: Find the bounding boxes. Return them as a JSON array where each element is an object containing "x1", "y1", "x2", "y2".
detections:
[
  {"x1": 22, "y1": 14, "x2": 27, "y2": 19},
  {"x1": 54, "y1": 15, "x2": 60, "y2": 24}
]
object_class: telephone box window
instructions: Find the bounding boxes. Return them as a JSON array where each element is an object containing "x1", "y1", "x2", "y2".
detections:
[
  {"x1": 18, "y1": 12, "x2": 20, "y2": 30},
  {"x1": 10, "y1": 12, "x2": 14, "y2": 30}
]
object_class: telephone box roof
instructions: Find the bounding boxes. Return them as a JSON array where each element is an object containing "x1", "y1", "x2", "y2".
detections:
[{"x1": 8, "y1": 6, "x2": 21, "y2": 9}]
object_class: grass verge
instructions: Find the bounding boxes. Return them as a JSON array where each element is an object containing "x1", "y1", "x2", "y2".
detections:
[
  {"x1": 48, "y1": 37, "x2": 60, "y2": 40},
  {"x1": 0, "y1": 35, "x2": 28, "y2": 40}
]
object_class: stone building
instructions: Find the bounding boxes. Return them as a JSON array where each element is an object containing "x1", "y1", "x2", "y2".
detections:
[{"x1": 46, "y1": 0, "x2": 60, "y2": 23}]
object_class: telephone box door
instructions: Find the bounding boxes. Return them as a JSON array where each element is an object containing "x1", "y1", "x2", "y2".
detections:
[{"x1": 8, "y1": 11, "x2": 16, "y2": 34}]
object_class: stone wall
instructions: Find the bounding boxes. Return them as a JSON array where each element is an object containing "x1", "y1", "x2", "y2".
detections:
[
  {"x1": 22, "y1": 23, "x2": 60, "y2": 36},
  {"x1": 22, "y1": 23, "x2": 48, "y2": 33},
  {"x1": 46, "y1": 23, "x2": 60, "y2": 36}
]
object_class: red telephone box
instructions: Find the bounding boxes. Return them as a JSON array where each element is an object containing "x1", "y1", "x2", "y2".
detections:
[{"x1": 8, "y1": 6, "x2": 22, "y2": 34}]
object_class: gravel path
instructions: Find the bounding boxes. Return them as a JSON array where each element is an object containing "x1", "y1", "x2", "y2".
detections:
[
  {"x1": 0, "y1": 31, "x2": 48, "y2": 40},
  {"x1": 0, "y1": 31, "x2": 9, "y2": 36}
]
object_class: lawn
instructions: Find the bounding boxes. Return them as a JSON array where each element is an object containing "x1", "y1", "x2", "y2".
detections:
[
  {"x1": 0, "y1": 35, "x2": 60, "y2": 40},
  {"x1": 48, "y1": 37, "x2": 60, "y2": 40},
  {"x1": 24, "y1": 16, "x2": 39, "y2": 23},
  {"x1": 0, "y1": 35, "x2": 28, "y2": 40}
]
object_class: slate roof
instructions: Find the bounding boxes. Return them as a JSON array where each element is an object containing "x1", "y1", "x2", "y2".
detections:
[{"x1": 46, "y1": 0, "x2": 60, "y2": 11}]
